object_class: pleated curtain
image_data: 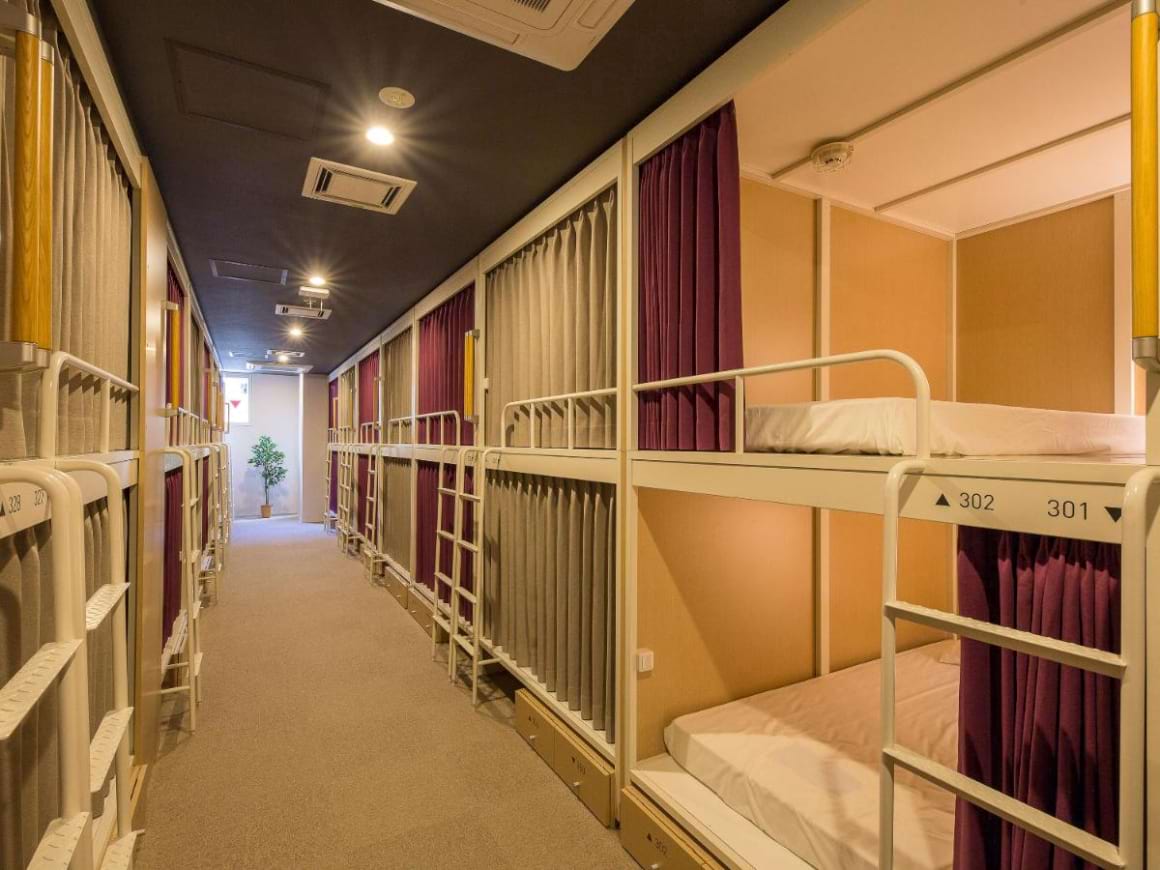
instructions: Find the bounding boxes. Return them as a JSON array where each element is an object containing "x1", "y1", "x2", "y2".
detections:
[
  {"x1": 163, "y1": 468, "x2": 183, "y2": 643},
  {"x1": 638, "y1": 102, "x2": 743, "y2": 451},
  {"x1": 49, "y1": 22, "x2": 132, "y2": 457},
  {"x1": 485, "y1": 189, "x2": 617, "y2": 449},
  {"x1": 415, "y1": 461, "x2": 440, "y2": 595},
  {"x1": 483, "y1": 473, "x2": 616, "y2": 741},
  {"x1": 328, "y1": 379, "x2": 338, "y2": 513},
  {"x1": 955, "y1": 527, "x2": 1120, "y2": 869},
  {"x1": 417, "y1": 286, "x2": 474, "y2": 446},
  {"x1": 381, "y1": 328, "x2": 411, "y2": 438},
  {"x1": 382, "y1": 457, "x2": 411, "y2": 572}
]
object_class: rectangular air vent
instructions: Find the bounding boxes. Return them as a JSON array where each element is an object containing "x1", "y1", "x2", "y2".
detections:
[
  {"x1": 246, "y1": 360, "x2": 314, "y2": 375},
  {"x1": 302, "y1": 158, "x2": 417, "y2": 215},
  {"x1": 275, "y1": 303, "x2": 332, "y2": 320},
  {"x1": 374, "y1": 0, "x2": 635, "y2": 70},
  {"x1": 210, "y1": 259, "x2": 288, "y2": 285},
  {"x1": 266, "y1": 349, "x2": 305, "y2": 359}
]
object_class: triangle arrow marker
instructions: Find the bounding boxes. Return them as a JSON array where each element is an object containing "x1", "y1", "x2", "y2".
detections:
[
  {"x1": 935, "y1": 494, "x2": 949, "y2": 507},
  {"x1": 1105, "y1": 506, "x2": 1122, "y2": 522}
]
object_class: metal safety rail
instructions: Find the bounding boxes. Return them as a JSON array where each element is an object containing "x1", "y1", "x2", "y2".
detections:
[
  {"x1": 38, "y1": 351, "x2": 138, "y2": 457},
  {"x1": 500, "y1": 386, "x2": 618, "y2": 450},
  {"x1": 631, "y1": 349, "x2": 932, "y2": 456},
  {"x1": 165, "y1": 406, "x2": 213, "y2": 448},
  {"x1": 415, "y1": 410, "x2": 462, "y2": 446},
  {"x1": 160, "y1": 448, "x2": 204, "y2": 733},
  {"x1": 386, "y1": 415, "x2": 412, "y2": 444}
]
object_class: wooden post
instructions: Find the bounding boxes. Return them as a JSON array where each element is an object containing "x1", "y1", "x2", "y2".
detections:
[
  {"x1": 37, "y1": 45, "x2": 52, "y2": 348},
  {"x1": 12, "y1": 30, "x2": 42, "y2": 346},
  {"x1": 1132, "y1": 4, "x2": 1158, "y2": 348}
]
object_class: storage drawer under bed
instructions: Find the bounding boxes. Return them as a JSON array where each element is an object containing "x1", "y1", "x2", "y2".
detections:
[{"x1": 620, "y1": 786, "x2": 720, "y2": 870}]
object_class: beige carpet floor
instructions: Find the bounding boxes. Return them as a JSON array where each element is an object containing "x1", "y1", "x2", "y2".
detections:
[{"x1": 137, "y1": 517, "x2": 635, "y2": 870}]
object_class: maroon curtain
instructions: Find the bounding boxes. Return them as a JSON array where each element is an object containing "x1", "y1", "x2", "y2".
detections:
[
  {"x1": 415, "y1": 461, "x2": 439, "y2": 594},
  {"x1": 638, "y1": 102, "x2": 742, "y2": 451},
  {"x1": 166, "y1": 263, "x2": 185, "y2": 408},
  {"x1": 956, "y1": 527, "x2": 1120, "y2": 869},
  {"x1": 162, "y1": 467, "x2": 183, "y2": 643},
  {"x1": 418, "y1": 285, "x2": 474, "y2": 445}
]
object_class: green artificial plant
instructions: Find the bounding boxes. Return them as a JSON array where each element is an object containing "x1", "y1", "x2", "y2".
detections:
[{"x1": 248, "y1": 435, "x2": 287, "y2": 508}]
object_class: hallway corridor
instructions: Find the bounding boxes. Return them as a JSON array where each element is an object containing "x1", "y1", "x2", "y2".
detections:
[{"x1": 138, "y1": 518, "x2": 633, "y2": 870}]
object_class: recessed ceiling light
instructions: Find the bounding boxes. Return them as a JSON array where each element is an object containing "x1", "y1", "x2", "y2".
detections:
[
  {"x1": 366, "y1": 125, "x2": 395, "y2": 146},
  {"x1": 378, "y1": 86, "x2": 415, "y2": 109},
  {"x1": 309, "y1": 274, "x2": 326, "y2": 287},
  {"x1": 289, "y1": 325, "x2": 304, "y2": 338}
]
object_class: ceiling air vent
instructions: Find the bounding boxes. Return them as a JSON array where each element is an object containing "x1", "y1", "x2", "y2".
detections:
[
  {"x1": 275, "y1": 303, "x2": 332, "y2": 320},
  {"x1": 210, "y1": 258, "x2": 288, "y2": 285},
  {"x1": 302, "y1": 157, "x2": 417, "y2": 215},
  {"x1": 246, "y1": 360, "x2": 314, "y2": 375},
  {"x1": 373, "y1": 0, "x2": 635, "y2": 71}
]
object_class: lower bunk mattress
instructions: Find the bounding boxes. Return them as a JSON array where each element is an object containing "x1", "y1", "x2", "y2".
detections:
[
  {"x1": 744, "y1": 397, "x2": 1143, "y2": 456},
  {"x1": 664, "y1": 640, "x2": 960, "y2": 870}
]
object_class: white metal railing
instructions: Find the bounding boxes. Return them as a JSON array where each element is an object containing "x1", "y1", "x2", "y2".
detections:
[
  {"x1": 38, "y1": 350, "x2": 138, "y2": 458},
  {"x1": 500, "y1": 386, "x2": 617, "y2": 450},
  {"x1": 415, "y1": 410, "x2": 462, "y2": 446},
  {"x1": 358, "y1": 421, "x2": 380, "y2": 444},
  {"x1": 386, "y1": 415, "x2": 413, "y2": 445},
  {"x1": 632, "y1": 349, "x2": 932, "y2": 457},
  {"x1": 166, "y1": 406, "x2": 213, "y2": 447},
  {"x1": 878, "y1": 461, "x2": 1155, "y2": 870}
]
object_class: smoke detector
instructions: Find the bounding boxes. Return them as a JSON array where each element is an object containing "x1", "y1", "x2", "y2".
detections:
[{"x1": 810, "y1": 141, "x2": 854, "y2": 173}]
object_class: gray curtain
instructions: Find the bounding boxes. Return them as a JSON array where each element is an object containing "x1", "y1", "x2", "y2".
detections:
[
  {"x1": 483, "y1": 472, "x2": 615, "y2": 742},
  {"x1": 485, "y1": 188, "x2": 617, "y2": 450},
  {"x1": 382, "y1": 457, "x2": 411, "y2": 573},
  {"x1": 50, "y1": 26, "x2": 132, "y2": 456},
  {"x1": 381, "y1": 328, "x2": 411, "y2": 435},
  {"x1": 0, "y1": 522, "x2": 58, "y2": 869}
]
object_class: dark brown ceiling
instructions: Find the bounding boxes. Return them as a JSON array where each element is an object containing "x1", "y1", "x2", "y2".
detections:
[{"x1": 89, "y1": 0, "x2": 784, "y2": 373}]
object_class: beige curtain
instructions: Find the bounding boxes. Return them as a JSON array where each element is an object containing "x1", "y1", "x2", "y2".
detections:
[
  {"x1": 50, "y1": 25, "x2": 132, "y2": 456},
  {"x1": 382, "y1": 457, "x2": 411, "y2": 573},
  {"x1": 381, "y1": 328, "x2": 411, "y2": 436},
  {"x1": 485, "y1": 188, "x2": 617, "y2": 449},
  {"x1": 483, "y1": 472, "x2": 615, "y2": 742}
]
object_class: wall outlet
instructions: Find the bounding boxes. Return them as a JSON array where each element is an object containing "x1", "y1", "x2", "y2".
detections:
[{"x1": 636, "y1": 648, "x2": 655, "y2": 674}]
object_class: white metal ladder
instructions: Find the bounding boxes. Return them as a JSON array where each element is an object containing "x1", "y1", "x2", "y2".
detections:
[
  {"x1": 336, "y1": 448, "x2": 356, "y2": 554},
  {"x1": 363, "y1": 444, "x2": 382, "y2": 579},
  {"x1": 431, "y1": 445, "x2": 464, "y2": 657},
  {"x1": 161, "y1": 448, "x2": 203, "y2": 734},
  {"x1": 878, "y1": 461, "x2": 1155, "y2": 870},
  {"x1": 447, "y1": 447, "x2": 499, "y2": 704}
]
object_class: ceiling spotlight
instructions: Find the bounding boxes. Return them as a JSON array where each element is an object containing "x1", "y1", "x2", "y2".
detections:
[
  {"x1": 289, "y1": 324, "x2": 304, "y2": 338},
  {"x1": 309, "y1": 275, "x2": 326, "y2": 287},
  {"x1": 366, "y1": 125, "x2": 395, "y2": 146},
  {"x1": 378, "y1": 86, "x2": 416, "y2": 109},
  {"x1": 277, "y1": 353, "x2": 290, "y2": 363}
]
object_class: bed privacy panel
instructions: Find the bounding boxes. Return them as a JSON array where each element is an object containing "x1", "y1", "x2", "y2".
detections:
[
  {"x1": 418, "y1": 286, "x2": 474, "y2": 445},
  {"x1": 637, "y1": 102, "x2": 742, "y2": 452},
  {"x1": 955, "y1": 527, "x2": 1120, "y2": 868},
  {"x1": 357, "y1": 353, "x2": 378, "y2": 534},
  {"x1": 328, "y1": 379, "x2": 338, "y2": 512},
  {"x1": 485, "y1": 188, "x2": 617, "y2": 449},
  {"x1": 415, "y1": 460, "x2": 440, "y2": 594},
  {"x1": 49, "y1": 19, "x2": 132, "y2": 456},
  {"x1": 828, "y1": 206, "x2": 953, "y2": 670},
  {"x1": 483, "y1": 472, "x2": 616, "y2": 742},
  {"x1": 957, "y1": 197, "x2": 1116, "y2": 413},
  {"x1": 0, "y1": 521, "x2": 59, "y2": 868},
  {"x1": 382, "y1": 328, "x2": 411, "y2": 435}
]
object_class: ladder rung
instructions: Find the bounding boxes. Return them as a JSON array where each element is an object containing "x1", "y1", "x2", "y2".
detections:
[
  {"x1": 437, "y1": 529, "x2": 455, "y2": 541},
  {"x1": 460, "y1": 492, "x2": 480, "y2": 502},
  {"x1": 432, "y1": 612, "x2": 452, "y2": 632},
  {"x1": 89, "y1": 707, "x2": 134, "y2": 793},
  {"x1": 99, "y1": 831, "x2": 143, "y2": 870},
  {"x1": 434, "y1": 571, "x2": 454, "y2": 587},
  {"x1": 0, "y1": 640, "x2": 83, "y2": 741},
  {"x1": 28, "y1": 812, "x2": 91, "y2": 869},
  {"x1": 455, "y1": 588, "x2": 478, "y2": 605},
  {"x1": 85, "y1": 583, "x2": 130, "y2": 631},
  {"x1": 438, "y1": 487, "x2": 457, "y2": 495},
  {"x1": 456, "y1": 539, "x2": 479, "y2": 553},
  {"x1": 885, "y1": 745, "x2": 1124, "y2": 869},
  {"x1": 194, "y1": 651, "x2": 204, "y2": 678},
  {"x1": 452, "y1": 634, "x2": 475, "y2": 655},
  {"x1": 886, "y1": 601, "x2": 1126, "y2": 679}
]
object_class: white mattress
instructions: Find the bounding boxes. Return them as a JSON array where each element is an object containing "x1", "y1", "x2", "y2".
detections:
[
  {"x1": 745, "y1": 397, "x2": 1144, "y2": 456},
  {"x1": 665, "y1": 642, "x2": 960, "y2": 870}
]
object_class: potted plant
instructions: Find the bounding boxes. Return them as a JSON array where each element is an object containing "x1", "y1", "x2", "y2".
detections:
[{"x1": 249, "y1": 435, "x2": 287, "y2": 518}]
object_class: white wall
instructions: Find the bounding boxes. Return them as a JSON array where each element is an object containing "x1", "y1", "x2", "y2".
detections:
[
  {"x1": 299, "y1": 374, "x2": 328, "y2": 523},
  {"x1": 225, "y1": 373, "x2": 301, "y2": 518}
]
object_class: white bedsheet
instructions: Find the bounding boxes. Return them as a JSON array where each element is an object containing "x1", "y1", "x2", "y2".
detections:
[
  {"x1": 744, "y1": 397, "x2": 1144, "y2": 456},
  {"x1": 665, "y1": 642, "x2": 960, "y2": 870}
]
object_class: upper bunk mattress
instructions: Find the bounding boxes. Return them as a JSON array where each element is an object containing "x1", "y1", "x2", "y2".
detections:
[
  {"x1": 664, "y1": 641, "x2": 959, "y2": 870},
  {"x1": 744, "y1": 397, "x2": 1143, "y2": 456}
]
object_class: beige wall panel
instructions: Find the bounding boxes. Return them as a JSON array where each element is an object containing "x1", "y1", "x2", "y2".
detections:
[
  {"x1": 829, "y1": 206, "x2": 952, "y2": 670},
  {"x1": 635, "y1": 489, "x2": 814, "y2": 760},
  {"x1": 957, "y1": 197, "x2": 1114, "y2": 412},
  {"x1": 133, "y1": 162, "x2": 167, "y2": 781},
  {"x1": 741, "y1": 179, "x2": 815, "y2": 404}
]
